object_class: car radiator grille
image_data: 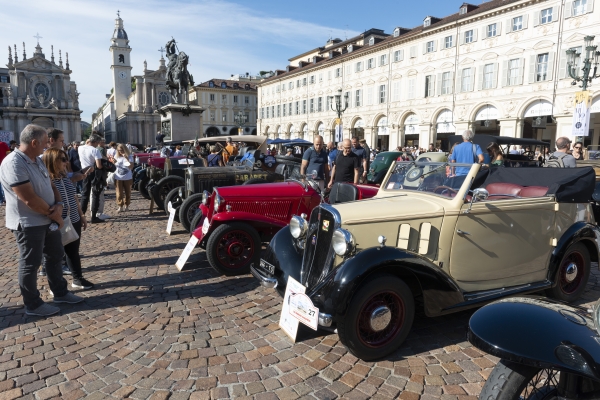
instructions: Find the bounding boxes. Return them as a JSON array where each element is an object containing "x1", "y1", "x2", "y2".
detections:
[
  {"x1": 301, "y1": 207, "x2": 335, "y2": 289},
  {"x1": 227, "y1": 201, "x2": 293, "y2": 222},
  {"x1": 194, "y1": 178, "x2": 234, "y2": 193}
]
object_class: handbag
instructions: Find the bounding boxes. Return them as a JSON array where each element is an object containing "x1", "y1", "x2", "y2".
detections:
[{"x1": 58, "y1": 179, "x2": 80, "y2": 246}]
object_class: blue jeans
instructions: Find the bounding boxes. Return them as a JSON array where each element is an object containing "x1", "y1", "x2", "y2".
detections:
[
  {"x1": 13, "y1": 224, "x2": 68, "y2": 310},
  {"x1": 0, "y1": 184, "x2": 5, "y2": 203}
]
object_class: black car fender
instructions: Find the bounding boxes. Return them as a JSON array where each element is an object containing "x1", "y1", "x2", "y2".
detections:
[
  {"x1": 547, "y1": 222, "x2": 600, "y2": 285},
  {"x1": 262, "y1": 228, "x2": 303, "y2": 295},
  {"x1": 309, "y1": 246, "x2": 464, "y2": 318}
]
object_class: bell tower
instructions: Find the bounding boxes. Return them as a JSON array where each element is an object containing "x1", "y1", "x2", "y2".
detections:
[{"x1": 109, "y1": 11, "x2": 132, "y2": 117}]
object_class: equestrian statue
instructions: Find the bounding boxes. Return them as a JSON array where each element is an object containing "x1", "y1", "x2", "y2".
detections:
[{"x1": 165, "y1": 38, "x2": 193, "y2": 104}]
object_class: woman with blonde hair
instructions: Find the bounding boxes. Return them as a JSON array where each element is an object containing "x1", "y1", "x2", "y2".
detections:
[
  {"x1": 114, "y1": 143, "x2": 133, "y2": 212},
  {"x1": 42, "y1": 148, "x2": 94, "y2": 289}
]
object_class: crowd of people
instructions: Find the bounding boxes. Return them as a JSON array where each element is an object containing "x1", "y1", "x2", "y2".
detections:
[{"x1": 0, "y1": 124, "x2": 135, "y2": 316}]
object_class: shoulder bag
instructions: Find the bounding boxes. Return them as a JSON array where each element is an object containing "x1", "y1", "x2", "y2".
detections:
[{"x1": 57, "y1": 178, "x2": 79, "y2": 246}]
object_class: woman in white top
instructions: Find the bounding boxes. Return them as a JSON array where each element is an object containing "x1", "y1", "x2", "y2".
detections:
[
  {"x1": 114, "y1": 143, "x2": 133, "y2": 212},
  {"x1": 106, "y1": 142, "x2": 117, "y2": 159}
]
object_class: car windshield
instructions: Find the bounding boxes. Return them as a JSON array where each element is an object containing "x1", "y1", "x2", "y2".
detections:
[{"x1": 384, "y1": 161, "x2": 474, "y2": 196}]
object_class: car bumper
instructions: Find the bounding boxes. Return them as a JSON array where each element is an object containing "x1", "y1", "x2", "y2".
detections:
[{"x1": 250, "y1": 264, "x2": 278, "y2": 288}]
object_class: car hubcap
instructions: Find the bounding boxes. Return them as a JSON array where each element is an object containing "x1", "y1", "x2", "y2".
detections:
[
  {"x1": 565, "y1": 262, "x2": 578, "y2": 283},
  {"x1": 216, "y1": 230, "x2": 254, "y2": 269},
  {"x1": 369, "y1": 306, "x2": 391, "y2": 332},
  {"x1": 561, "y1": 251, "x2": 584, "y2": 295}
]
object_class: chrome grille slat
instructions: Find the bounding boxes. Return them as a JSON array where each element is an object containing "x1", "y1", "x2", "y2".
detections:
[
  {"x1": 301, "y1": 206, "x2": 336, "y2": 288},
  {"x1": 228, "y1": 201, "x2": 293, "y2": 222}
]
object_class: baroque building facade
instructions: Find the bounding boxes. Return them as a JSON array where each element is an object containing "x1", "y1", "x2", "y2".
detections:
[
  {"x1": 91, "y1": 14, "x2": 170, "y2": 145},
  {"x1": 0, "y1": 41, "x2": 82, "y2": 142},
  {"x1": 257, "y1": 0, "x2": 600, "y2": 151}
]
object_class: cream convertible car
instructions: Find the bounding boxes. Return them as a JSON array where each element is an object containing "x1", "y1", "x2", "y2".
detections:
[{"x1": 252, "y1": 161, "x2": 599, "y2": 360}]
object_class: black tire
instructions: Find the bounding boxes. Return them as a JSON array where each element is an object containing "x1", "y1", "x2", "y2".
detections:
[
  {"x1": 151, "y1": 176, "x2": 185, "y2": 212},
  {"x1": 480, "y1": 359, "x2": 560, "y2": 400},
  {"x1": 337, "y1": 274, "x2": 415, "y2": 361},
  {"x1": 546, "y1": 242, "x2": 590, "y2": 303},
  {"x1": 179, "y1": 193, "x2": 204, "y2": 232},
  {"x1": 243, "y1": 178, "x2": 269, "y2": 185},
  {"x1": 189, "y1": 210, "x2": 204, "y2": 234},
  {"x1": 206, "y1": 222, "x2": 261, "y2": 276},
  {"x1": 164, "y1": 187, "x2": 184, "y2": 223},
  {"x1": 139, "y1": 176, "x2": 151, "y2": 200}
]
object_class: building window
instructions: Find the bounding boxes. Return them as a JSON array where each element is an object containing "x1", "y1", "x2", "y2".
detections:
[
  {"x1": 487, "y1": 23, "x2": 497, "y2": 38},
  {"x1": 441, "y1": 72, "x2": 452, "y2": 95},
  {"x1": 380, "y1": 54, "x2": 387, "y2": 66},
  {"x1": 283, "y1": 104, "x2": 287, "y2": 117},
  {"x1": 245, "y1": 96, "x2": 249, "y2": 104},
  {"x1": 233, "y1": 95, "x2": 238, "y2": 103},
  {"x1": 369, "y1": 37, "x2": 375, "y2": 46},
  {"x1": 394, "y1": 28, "x2": 400, "y2": 37},
  {"x1": 296, "y1": 79, "x2": 301, "y2": 88},
  {"x1": 260, "y1": 108, "x2": 264, "y2": 119},
  {"x1": 295, "y1": 102, "x2": 299, "y2": 115},
  {"x1": 289, "y1": 103, "x2": 292, "y2": 115},
  {"x1": 459, "y1": 6, "x2": 467, "y2": 15},
  {"x1": 309, "y1": 99, "x2": 314, "y2": 113},
  {"x1": 289, "y1": 82, "x2": 293, "y2": 90},
  {"x1": 465, "y1": 30, "x2": 474, "y2": 44},
  {"x1": 302, "y1": 100, "x2": 307, "y2": 114},
  {"x1": 302, "y1": 77, "x2": 307, "y2": 86},
  {"x1": 277, "y1": 105, "x2": 280, "y2": 117},
  {"x1": 444, "y1": 35, "x2": 453, "y2": 48},
  {"x1": 209, "y1": 81, "x2": 215, "y2": 88},
  {"x1": 424, "y1": 18, "x2": 431, "y2": 27},
  {"x1": 310, "y1": 75, "x2": 315, "y2": 84},
  {"x1": 536, "y1": 53, "x2": 549, "y2": 81},
  {"x1": 210, "y1": 112, "x2": 215, "y2": 122},
  {"x1": 540, "y1": 8, "x2": 553, "y2": 23},
  {"x1": 394, "y1": 50, "x2": 403, "y2": 62},
  {"x1": 426, "y1": 41, "x2": 434, "y2": 53},
  {"x1": 461, "y1": 68, "x2": 472, "y2": 92},
  {"x1": 221, "y1": 82, "x2": 227, "y2": 89},
  {"x1": 483, "y1": 63, "x2": 494, "y2": 89},
  {"x1": 367, "y1": 58, "x2": 375, "y2": 69},
  {"x1": 317, "y1": 97, "x2": 322, "y2": 112},
  {"x1": 508, "y1": 58, "x2": 521, "y2": 86},
  {"x1": 355, "y1": 61, "x2": 363, "y2": 72},
  {"x1": 335, "y1": 68, "x2": 342, "y2": 78},
  {"x1": 512, "y1": 16, "x2": 523, "y2": 31},
  {"x1": 209, "y1": 94, "x2": 215, "y2": 101},
  {"x1": 573, "y1": 0, "x2": 588, "y2": 16},
  {"x1": 355, "y1": 90, "x2": 362, "y2": 107},
  {"x1": 366, "y1": 87, "x2": 373, "y2": 105},
  {"x1": 222, "y1": 94, "x2": 227, "y2": 103},
  {"x1": 407, "y1": 78, "x2": 415, "y2": 99},
  {"x1": 379, "y1": 85, "x2": 386, "y2": 104},
  {"x1": 425, "y1": 75, "x2": 434, "y2": 97}
]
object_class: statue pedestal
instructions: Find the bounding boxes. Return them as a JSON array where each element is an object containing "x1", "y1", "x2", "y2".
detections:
[{"x1": 158, "y1": 104, "x2": 205, "y2": 142}]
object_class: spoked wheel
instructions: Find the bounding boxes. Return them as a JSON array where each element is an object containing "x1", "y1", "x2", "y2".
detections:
[
  {"x1": 189, "y1": 211, "x2": 204, "y2": 234},
  {"x1": 206, "y1": 222, "x2": 260, "y2": 276},
  {"x1": 179, "y1": 193, "x2": 204, "y2": 232},
  {"x1": 139, "y1": 176, "x2": 151, "y2": 200},
  {"x1": 547, "y1": 242, "x2": 590, "y2": 303},
  {"x1": 152, "y1": 176, "x2": 185, "y2": 212},
  {"x1": 480, "y1": 360, "x2": 562, "y2": 400},
  {"x1": 337, "y1": 275, "x2": 414, "y2": 361},
  {"x1": 164, "y1": 187, "x2": 184, "y2": 223}
]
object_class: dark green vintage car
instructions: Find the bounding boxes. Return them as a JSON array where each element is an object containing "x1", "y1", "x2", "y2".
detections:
[{"x1": 367, "y1": 151, "x2": 414, "y2": 184}]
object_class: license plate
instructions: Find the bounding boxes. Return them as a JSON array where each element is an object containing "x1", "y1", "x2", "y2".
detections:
[
  {"x1": 201, "y1": 216, "x2": 210, "y2": 234},
  {"x1": 260, "y1": 259, "x2": 275, "y2": 275}
]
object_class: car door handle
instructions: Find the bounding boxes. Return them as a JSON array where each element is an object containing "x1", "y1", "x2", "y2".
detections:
[{"x1": 457, "y1": 230, "x2": 470, "y2": 236}]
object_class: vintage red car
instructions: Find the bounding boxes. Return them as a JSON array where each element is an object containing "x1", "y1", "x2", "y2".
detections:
[{"x1": 189, "y1": 180, "x2": 378, "y2": 276}]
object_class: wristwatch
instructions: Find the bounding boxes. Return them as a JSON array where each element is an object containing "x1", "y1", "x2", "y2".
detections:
[{"x1": 56, "y1": 202, "x2": 65, "y2": 207}]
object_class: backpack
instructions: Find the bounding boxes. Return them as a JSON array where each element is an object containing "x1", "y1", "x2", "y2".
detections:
[{"x1": 544, "y1": 153, "x2": 567, "y2": 168}]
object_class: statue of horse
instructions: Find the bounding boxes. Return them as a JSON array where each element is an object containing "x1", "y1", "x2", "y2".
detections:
[{"x1": 166, "y1": 51, "x2": 190, "y2": 104}]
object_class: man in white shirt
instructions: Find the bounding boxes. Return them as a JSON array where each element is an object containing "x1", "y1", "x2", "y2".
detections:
[{"x1": 78, "y1": 134, "x2": 104, "y2": 223}]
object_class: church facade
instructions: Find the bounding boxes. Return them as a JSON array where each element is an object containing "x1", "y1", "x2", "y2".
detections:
[
  {"x1": 0, "y1": 41, "x2": 82, "y2": 142},
  {"x1": 91, "y1": 14, "x2": 171, "y2": 146}
]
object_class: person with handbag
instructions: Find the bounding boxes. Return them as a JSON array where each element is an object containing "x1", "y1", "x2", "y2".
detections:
[
  {"x1": 42, "y1": 148, "x2": 94, "y2": 290},
  {"x1": 0, "y1": 124, "x2": 84, "y2": 316},
  {"x1": 113, "y1": 144, "x2": 133, "y2": 212}
]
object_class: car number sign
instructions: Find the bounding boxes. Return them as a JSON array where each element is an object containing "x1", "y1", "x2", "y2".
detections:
[
  {"x1": 175, "y1": 235, "x2": 199, "y2": 271},
  {"x1": 279, "y1": 277, "x2": 305, "y2": 342},
  {"x1": 201, "y1": 216, "x2": 210, "y2": 234},
  {"x1": 178, "y1": 159, "x2": 195, "y2": 164},
  {"x1": 288, "y1": 293, "x2": 319, "y2": 330},
  {"x1": 166, "y1": 202, "x2": 176, "y2": 235}
]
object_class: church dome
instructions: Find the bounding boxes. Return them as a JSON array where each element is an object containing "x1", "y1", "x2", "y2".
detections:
[{"x1": 112, "y1": 16, "x2": 128, "y2": 40}]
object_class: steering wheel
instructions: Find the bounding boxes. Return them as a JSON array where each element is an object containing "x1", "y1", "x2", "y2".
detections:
[
  {"x1": 406, "y1": 167, "x2": 424, "y2": 182},
  {"x1": 433, "y1": 186, "x2": 457, "y2": 196}
]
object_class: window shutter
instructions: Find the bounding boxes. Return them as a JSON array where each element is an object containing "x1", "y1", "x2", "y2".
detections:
[
  {"x1": 470, "y1": 67, "x2": 476, "y2": 91},
  {"x1": 433, "y1": 40, "x2": 437, "y2": 52},
  {"x1": 587, "y1": 0, "x2": 594, "y2": 13},
  {"x1": 506, "y1": 19, "x2": 512, "y2": 33},
  {"x1": 431, "y1": 75, "x2": 436, "y2": 96},
  {"x1": 393, "y1": 81, "x2": 400, "y2": 101},
  {"x1": 517, "y1": 58, "x2": 525, "y2": 85},
  {"x1": 565, "y1": 1, "x2": 573, "y2": 18},
  {"x1": 460, "y1": 32, "x2": 465, "y2": 45},
  {"x1": 482, "y1": 26, "x2": 487, "y2": 40},
  {"x1": 400, "y1": 49, "x2": 404, "y2": 61},
  {"x1": 501, "y1": 60, "x2": 509, "y2": 87},
  {"x1": 497, "y1": 21, "x2": 502, "y2": 35},
  {"x1": 346, "y1": 65, "x2": 351, "y2": 75},
  {"x1": 452, "y1": 35, "x2": 457, "y2": 47},
  {"x1": 477, "y1": 65, "x2": 484, "y2": 90},
  {"x1": 522, "y1": 14, "x2": 529, "y2": 29},
  {"x1": 533, "y1": 11, "x2": 540, "y2": 26},
  {"x1": 551, "y1": 6, "x2": 558, "y2": 21},
  {"x1": 436, "y1": 73, "x2": 443, "y2": 96},
  {"x1": 473, "y1": 29, "x2": 478, "y2": 42},
  {"x1": 528, "y1": 55, "x2": 537, "y2": 83},
  {"x1": 492, "y1": 63, "x2": 499, "y2": 88},
  {"x1": 547, "y1": 51, "x2": 555, "y2": 81},
  {"x1": 440, "y1": 38, "x2": 445, "y2": 50},
  {"x1": 422, "y1": 43, "x2": 427, "y2": 54},
  {"x1": 558, "y1": 49, "x2": 568, "y2": 79}
]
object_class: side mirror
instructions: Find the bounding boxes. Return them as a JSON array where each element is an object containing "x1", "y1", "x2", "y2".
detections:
[{"x1": 464, "y1": 188, "x2": 489, "y2": 214}]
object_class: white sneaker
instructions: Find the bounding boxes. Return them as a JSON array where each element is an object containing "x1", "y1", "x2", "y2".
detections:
[
  {"x1": 96, "y1": 213, "x2": 111, "y2": 220},
  {"x1": 117, "y1": 206, "x2": 123, "y2": 213}
]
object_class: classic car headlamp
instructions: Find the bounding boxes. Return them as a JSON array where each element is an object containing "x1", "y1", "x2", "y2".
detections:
[
  {"x1": 332, "y1": 228, "x2": 354, "y2": 257},
  {"x1": 202, "y1": 190, "x2": 210, "y2": 206},
  {"x1": 134, "y1": 156, "x2": 139, "y2": 164},
  {"x1": 593, "y1": 299, "x2": 600, "y2": 337},
  {"x1": 289, "y1": 215, "x2": 307, "y2": 239},
  {"x1": 214, "y1": 193, "x2": 223, "y2": 212}
]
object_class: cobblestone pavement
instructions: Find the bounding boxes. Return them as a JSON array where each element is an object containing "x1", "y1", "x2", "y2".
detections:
[{"x1": 1, "y1": 190, "x2": 599, "y2": 400}]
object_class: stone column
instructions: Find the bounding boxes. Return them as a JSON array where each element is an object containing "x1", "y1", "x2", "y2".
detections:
[
  {"x1": 135, "y1": 78, "x2": 143, "y2": 112},
  {"x1": 418, "y1": 123, "x2": 433, "y2": 148},
  {"x1": 554, "y1": 115, "x2": 575, "y2": 148}
]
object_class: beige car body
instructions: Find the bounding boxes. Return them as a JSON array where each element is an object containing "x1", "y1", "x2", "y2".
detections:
[{"x1": 333, "y1": 163, "x2": 594, "y2": 292}]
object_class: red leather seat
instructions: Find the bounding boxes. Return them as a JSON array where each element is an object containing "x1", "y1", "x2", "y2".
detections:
[
  {"x1": 519, "y1": 186, "x2": 548, "y2": 198},
  {"x1": 485, "y1": 183, "x2": 523, "y2": 199}
]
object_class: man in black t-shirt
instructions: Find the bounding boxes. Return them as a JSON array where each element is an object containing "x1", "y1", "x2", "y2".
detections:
[
  {"x1": 328, "y1": 139, "x2": 359, "y2": 188},
  {"x1": 155, "y1": 131, "x2": 165, "y2": 148}
]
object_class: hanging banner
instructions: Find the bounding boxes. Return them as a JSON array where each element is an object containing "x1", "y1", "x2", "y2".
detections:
[
  {"x1": 335, "y1": 124, "x2": 343, "y2": 143},
  {"x1": 572, "y1": 91, "x2": 592, "y2": 137},
  {"x1": 0, "y1": 131, "x2": 14, "y2": 144}
]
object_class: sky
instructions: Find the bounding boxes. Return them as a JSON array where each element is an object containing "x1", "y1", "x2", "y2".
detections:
[{"x1": 2, "y1": 0, "x2": 461, "y2": 123}]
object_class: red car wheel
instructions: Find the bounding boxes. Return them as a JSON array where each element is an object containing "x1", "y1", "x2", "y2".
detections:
[
  {"x1": 206, "y1": 222, "x2": 261, "y2": 276},
  {"x1": 547, "y1": 242, "x2": 590, "y2": 303}
]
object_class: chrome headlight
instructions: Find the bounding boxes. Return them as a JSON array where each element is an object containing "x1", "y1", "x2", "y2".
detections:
[
  {"x1": 289, "y1": 215, "x2": 307, "y2": 239},
  {"x1": 202, "y1": 190, "x2": 210, "y2": 205},
  {"x1": 593, "y1": 300, "x2": 600, "y2": 337},
  {"x1": 214, "y1": 192, "x2": 223, "y2": 212},
  {"x1": 332, "y1": 228, "x2": 354, "y2": 256},
  {"x1": 135, "y1": 156, "x2": 139, "y2": 163}
]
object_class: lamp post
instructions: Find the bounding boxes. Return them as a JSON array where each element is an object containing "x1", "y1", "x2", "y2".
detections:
[
  {"x1": 328, "y1": 89, "x2": 349, "y2": 143},
  {"x1": 566, "y1": 35, "x2": 600, "y2": 91},
  {"x1": 234, "y1": 111, "x2": 248, "y2": 135}
]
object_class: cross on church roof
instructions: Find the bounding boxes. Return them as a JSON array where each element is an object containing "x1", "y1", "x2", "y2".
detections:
[
  {"x1": 117, "y1": 10, "x2": 120, "y2": 18},
  {"x1": 34, "y1": 32, "x2": 43, "y2": 44},
  {"x1": 158, "y1": 47, "x2": 165, "y2": 58}
]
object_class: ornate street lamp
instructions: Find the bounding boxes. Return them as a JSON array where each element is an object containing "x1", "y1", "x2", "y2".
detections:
[
  {"x1": 328, "y1": 89, "x2": 349, "y2": 143},
  {"x1": 566, "y1": 35, "x2": 600, "y2": 91},
  {"x1": 234, "y1": 111, "x2": 248, "y2": 135}
]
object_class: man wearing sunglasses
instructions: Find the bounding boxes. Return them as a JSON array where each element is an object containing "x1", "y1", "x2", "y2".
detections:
[{"x1": 328, "y1": 139, "x2": 360, "y2": 188}]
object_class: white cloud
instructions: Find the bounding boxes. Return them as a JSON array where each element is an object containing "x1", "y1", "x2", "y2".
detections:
[{"x1": 2, "y1": 0, "x2": 357, "y2": 122}]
